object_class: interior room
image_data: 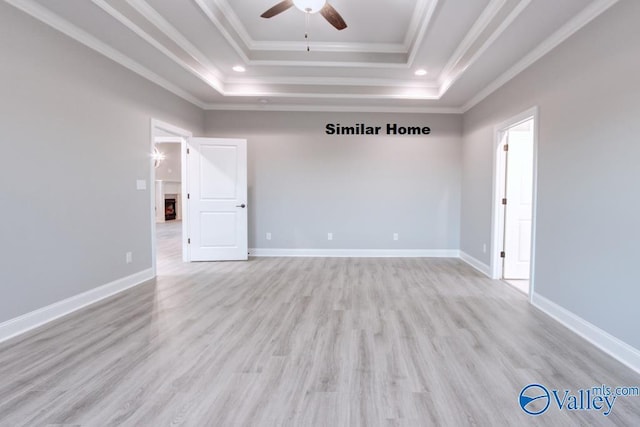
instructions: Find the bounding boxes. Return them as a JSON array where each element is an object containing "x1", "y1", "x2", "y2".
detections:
[{"x1": 1, "y1": 0, "x2": 639, "y2": 425}]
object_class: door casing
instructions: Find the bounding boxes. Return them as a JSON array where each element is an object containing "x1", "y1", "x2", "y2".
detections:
[
  {"x1": 150, "y1": 119, "x2": 192, "y2": 273},
  {"x1": 490, "y1": 107, "x2": 539, "y2": 300}
]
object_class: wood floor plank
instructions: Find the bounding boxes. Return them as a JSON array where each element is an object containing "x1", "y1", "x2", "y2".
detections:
[{"x1": 1, "y1": 220, "x2": 639, "y2": 426}]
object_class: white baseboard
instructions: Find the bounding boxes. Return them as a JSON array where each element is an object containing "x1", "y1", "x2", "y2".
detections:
[
  {"x1": 249, "y1": 248, "x2": 460, "y2": 258},
  {"x1": 532, "y1": 293, "x2": 640, "y2": 374},
  {"x1": 459, "y1": 251, "x2": 491, "y2": 277},
  {"x1": 0, "y1": 268, "x2": 154, "y2": 344}
]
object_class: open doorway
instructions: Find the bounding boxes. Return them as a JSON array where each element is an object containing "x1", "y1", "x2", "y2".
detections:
[
  {"x1": 491, "y1": 108, "x2": 538, "y2": 298},
  {"x1": 150, "y1": 119, "x2": 192, "y2": 275}
]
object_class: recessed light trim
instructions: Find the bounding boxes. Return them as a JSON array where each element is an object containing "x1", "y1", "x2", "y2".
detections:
[
  {"x1": 232, "y1": 65, "x2": 246, "y2": 73},
  {"x1": 414, "y1": 69, "x2": 428, "y2": 76}
]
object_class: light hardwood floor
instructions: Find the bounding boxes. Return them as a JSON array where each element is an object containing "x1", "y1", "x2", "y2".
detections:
[{"x1": 1, "y1": 221, "x2": 639, "y2": 426}]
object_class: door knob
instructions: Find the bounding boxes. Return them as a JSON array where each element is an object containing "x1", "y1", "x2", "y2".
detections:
[{"x1": 236, "y1": 204, "x2": 246, "y2": 208}]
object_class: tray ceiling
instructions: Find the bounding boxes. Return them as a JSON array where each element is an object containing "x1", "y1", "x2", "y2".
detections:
[{"x1": 5, "y1": 0, "x2": 619, "y2": 112}]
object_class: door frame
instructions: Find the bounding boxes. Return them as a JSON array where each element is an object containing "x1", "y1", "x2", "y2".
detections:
[
  {"x1": 490, "y1": 107, "x2": 539, "y2": 300},
  {"x1": 150, "y1": 119, "x2": 192, "y2": 275}
]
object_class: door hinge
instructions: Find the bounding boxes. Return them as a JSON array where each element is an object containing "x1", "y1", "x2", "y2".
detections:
[
  {"x1": 504, "y1": 144, "x2": 509, "y2": 152},
  {"x1": 187, "y1": 193, "x2": 190, "y2": 199},
  {"x1": 187, "y1": 148, "x2": 190, "y2": 154},
  {"x1": 500, "y1": 251, "x2": 505, "y2": 258},
  {"x1": 188, "y1": 238, "x2": 191, "y2": 244},
  {"x1": 502, "y1": 198, "x2": 507, "y2": 205}
]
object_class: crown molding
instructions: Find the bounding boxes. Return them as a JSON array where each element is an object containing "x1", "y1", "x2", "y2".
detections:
[
  {"x1": 5, "y1": 0, "x2": 207, "y2": 109},
  {"x1": 438, "y1": 0, "x2": 531, "y2": 97},
  {"x1": 221, "y1": 90, "x2": 439, "y2": 101},
  {"x1": 209, "y1": 0, "x2": 254, "y2": 50},
  {"x1": 127, "y1": 0, "x2": 224, "y2": 82},
  {"x1": 211, "y1": 0, "x2": 433, "y2": 56},
  {"x1": 245, "y1": 59, "x2": 410, "y2": 68},
  {"x1": 248, "y1": 40, "x2": 407, "y2": 54},
  {"x1": 193, "y1": 0, "x2": 251, "y2": 62},
  {"x1": 204, "y1": 103, "x2": 463, "y2": 114},
  {"x1": 462, "y1": 0, "x2": 620, "y2": 112},
  {"x1": 406, "y1": 0, "x2": 440, "y2": 66},
  {"x1": 7, "y1": 0, "x2": 616, "y2": 116},
  {"x1": 438, "y1": 0, "x2": 507, "y2": 83},
  {"x1": 91, "y1": 0, "x2": 224, "y2": 93},
  {"x1": 225, "y1": 76, "x2": 439, "y2": 89}
]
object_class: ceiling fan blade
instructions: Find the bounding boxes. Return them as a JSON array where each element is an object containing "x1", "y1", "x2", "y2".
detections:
[
  {"x1": 261, "y1": 0, "x2": 294, "y2": 18},
  {"x1": 320, "y1": 3, "x2": 347, "y2": 30}
]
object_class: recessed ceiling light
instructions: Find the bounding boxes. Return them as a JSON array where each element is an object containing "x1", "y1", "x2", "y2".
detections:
[
  {"x1": 259, "y1": 98, "x2": 269, "y2": 104},
  {"x1": 232, "y1": 65, "x2": 246, "y2": 73},
  {"x1": 414, "y1": 69, "x2": 428, "y2": 76}
]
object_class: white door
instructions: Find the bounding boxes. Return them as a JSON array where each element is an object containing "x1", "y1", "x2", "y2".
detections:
[
  {"x1": 503, "y1": 125, "x2": 534, "y2": 279},
  {"x1": 187, "y1": 138, "x2": 248, "y2": 261}
]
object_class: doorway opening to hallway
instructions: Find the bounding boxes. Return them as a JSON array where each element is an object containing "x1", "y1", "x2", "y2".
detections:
[{"x1": 491, "y1": 108, "x2": 538, "y2": 298}]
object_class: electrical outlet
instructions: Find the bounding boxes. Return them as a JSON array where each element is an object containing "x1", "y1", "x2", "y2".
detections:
[
  {"x1": 125, "y1": 252, "x2": 133, "y2": 264},
  {"x1": 393, "y1": 233, "x2": 399, "y2": 241},
  {"x1": 266, "y1": 232, "x2": 272, "y2": 241},
  {"x1": 328, "y1": 232, "x2": 333, "y2": 241}
]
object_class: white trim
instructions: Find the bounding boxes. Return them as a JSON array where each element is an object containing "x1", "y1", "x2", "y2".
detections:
[
  {"x1": 203, "y1": 103, "x2": 463, "y2": 114},
  {"x1": 532, "y1": 294, "x2": 640, "y2": 375},
  {"x1": 490, "y1": 107, "x2": 538, "y2": 298},
  {"x1": 406, "y1": 0, "x2": 440, "y2": 66},
  {"x1": 221, "y1": 91, "x2": 439, "y2": 100},
  {"x1": 490, "y1": 127, "x2": 507, "y2": 280},
  {"x1": 460, "y1": 251, "x2": 491, "y2": 277},
  {"x1": 462, "y1": 0, "x2": 620, "y2": 112},
  {"x1": 246, "y1": 60, "x2": 410, "y2": 69},
  {"x1": 207, "y1": 0, "x2": 254, "y2": 58},
  {"x1": 154, "y1": 136, "x2": 183, "y2": 144},
  {"x1": 249, "y1": 248, "x2": 460, "y2": 258},
  {"x1": 209, "y1": 0, "x2": 432, "y2": 56},
  {"x1": 90, "y1": 0, "x2": 224, "y2": 94},
  {"x1": 439, "y1": 0, "x2": 532, "y2": 97},
  {"x1": 0, "y1": 269, "x2": 153, "y2": 344},
  {"x1": 127, "y1": 0, "x2": 225, "y2": 82},
  {"x1": 225, "y1": 76, "x2": 439, "y2": 89},
  {"x1": 250, "y1": 41, "x2": 407, "y2": 54},
  {"x1": 4, "y1": 0, "x2": 207, "y2": 109},
  {"x1": 150, "y1": 119, "x2": 193, "y2": 269},
  {"x1": 439, "y1": 0, "x2": 507, "y2": 82},
  {"x1": 193, "y1": 0, "x2": 251, "y2": 63}
]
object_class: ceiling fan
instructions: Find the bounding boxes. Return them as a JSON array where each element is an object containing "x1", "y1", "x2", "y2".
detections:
[{"x1": 261, "y1": 0, "x2": 347, "y2": 31}]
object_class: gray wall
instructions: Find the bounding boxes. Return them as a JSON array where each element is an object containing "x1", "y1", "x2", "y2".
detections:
[
  {"x1": 155, "y1": 143, "x2": 182, "y2": 182},
  {"x1": 0, "y1": 3, "x2": 204, "y2": 323},
  {"x1": 205, "y1": 111, "x2": 462, "y2": 250},
  {"x1": 461, "y1": 0, "x2": 640, "y2": 348}
]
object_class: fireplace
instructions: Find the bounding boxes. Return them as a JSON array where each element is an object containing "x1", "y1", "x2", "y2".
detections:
[{"x1": 165, "y1": 198, "x2": 176, "y2": 221}]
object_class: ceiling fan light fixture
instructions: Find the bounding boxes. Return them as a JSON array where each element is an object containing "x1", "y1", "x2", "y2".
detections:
[{"x1": 293, "y1": 0, "x2": 326, "y2": 14}]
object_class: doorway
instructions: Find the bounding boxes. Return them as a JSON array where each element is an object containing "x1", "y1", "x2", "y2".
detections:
[
  {"x1": 150, "y1": 119, "x2": 192, "y2": 275},
  {"x1": 491, "y1": 108, "x2": 538, "y2": 298}
]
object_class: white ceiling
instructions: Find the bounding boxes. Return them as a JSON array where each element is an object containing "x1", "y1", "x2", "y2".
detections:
[{"x1": 6, "y1": 0, "x2": 619, "y2": 112}]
